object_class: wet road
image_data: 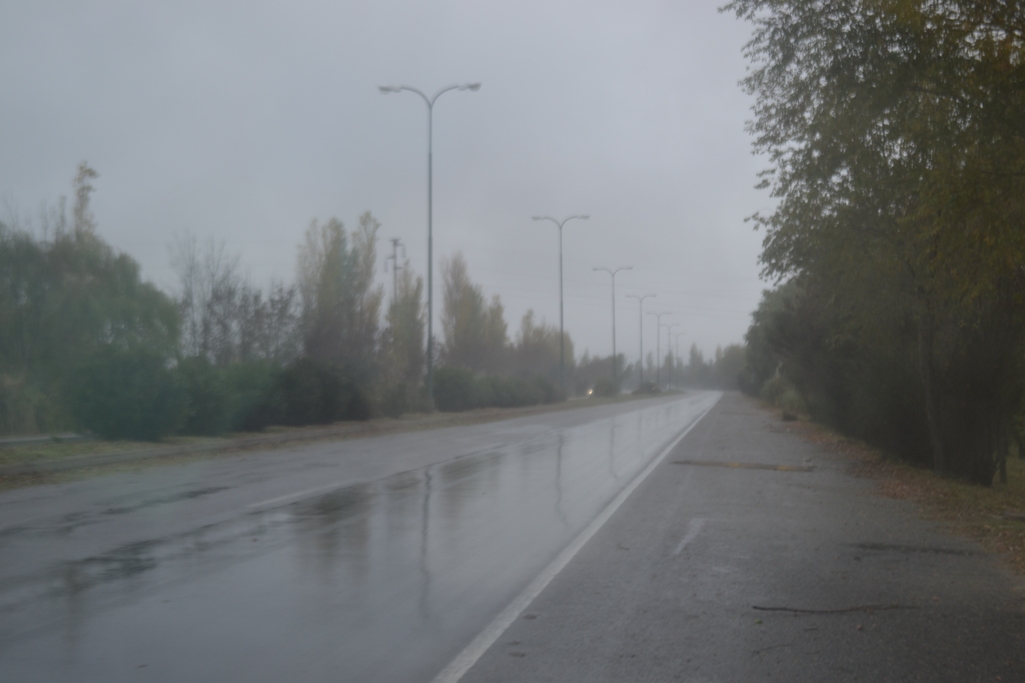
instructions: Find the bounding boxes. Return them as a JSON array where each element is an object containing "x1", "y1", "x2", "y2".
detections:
[{"x1": 0, "y1": 392, "x2": 719, "y2": 682}]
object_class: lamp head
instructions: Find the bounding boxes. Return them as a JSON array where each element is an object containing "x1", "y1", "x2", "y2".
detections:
[
  {"x1": 379, "y1": 85, "x2": 401, "y2": 93},
  {"x1": 461, "y1": 82, "x2": 482, "y2": 91}
]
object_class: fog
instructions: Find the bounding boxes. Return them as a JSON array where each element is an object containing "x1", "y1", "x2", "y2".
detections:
[{"x1": 0, "y1": 0, "x2": 766, "y2": 360}]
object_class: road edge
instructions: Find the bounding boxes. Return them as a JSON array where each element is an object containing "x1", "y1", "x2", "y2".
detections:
[{"x1": 429, "y1": 391, "x2": 722, "y2": 683}]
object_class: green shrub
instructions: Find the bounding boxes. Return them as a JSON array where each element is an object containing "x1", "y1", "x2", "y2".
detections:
[
  {"x1": 760, "y1": 375, "x2": 807, "y2": 416},
  {"x1": 532, "y1": 375, "x2": 562, "y2": 404},
  {"x1": 380, "y1": 381, "x2": 428, "y2": 418},
  {"x1": 0, "y1": 374, "x2": 65, "y2": 435},
  {"x1": 274, "y1": 358, "x2": 371, "y2": 426},
  {"x1": 434, "y1": 366, "x2": 480, "y2": 412},
  {"x1": 68, "y1": 345, "x2": 188, "y2": 440},
  {"x1": 434, "y1": 368, "x2": 561, "y2": 412},
  {"x1": 592, "y1": 377, "x2": 619, "y2": 397},
  {"x1": 221, "y1": 360, "x2": 282, "y2": 432},
  {"x1": 175, "y1": 357, "x2": 230, "y2": 436},
  {"x1": 480, "y1": 375, "x2": 544, "y2": 408},
  {"x1": 632, "y1": 381, "x2": 659, "y2": 395}
]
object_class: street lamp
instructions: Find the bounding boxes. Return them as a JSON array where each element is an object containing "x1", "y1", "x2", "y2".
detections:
[
  {"x1": 626, "y1": 294, "x2": 655, "y2": 386},
  {"x1": 593, "y1": 266, "x2": 632, "y2": 387},
  {"x1": 673, "y1": 331, "x2": 685, "y2": 390},
  {"x1": 380, "y1": 82, "x2": 481, "y2": 406},
  {"x1": 532, "y1": 214, "x2": 589, "y2": 395},
  {"x1": 663, "y1": 323, "x2": 679, "y2": 391},
  {"x1": 648, "y1": 311, "x2": 670, "y2": 390}
]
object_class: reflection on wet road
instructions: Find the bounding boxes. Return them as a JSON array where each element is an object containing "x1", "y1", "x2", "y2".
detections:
[{"x1": 0, "y1": 393, "x2": 719, "y2": 682}]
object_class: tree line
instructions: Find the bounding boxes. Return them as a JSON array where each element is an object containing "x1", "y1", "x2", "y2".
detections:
[
  {"x1": 0, "y1": 164, "x2": 641, "y2": 440},
  {"x1": 729, "y1": 0, "x2": 1025, "y2": 485}
]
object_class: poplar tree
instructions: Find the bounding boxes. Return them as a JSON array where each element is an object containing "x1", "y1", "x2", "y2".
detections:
[{"x1": 728, "y1": 0, "x2": 1025, "y2": 483}]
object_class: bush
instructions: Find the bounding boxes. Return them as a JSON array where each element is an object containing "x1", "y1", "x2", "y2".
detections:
[
  {"x1": 380, "y1": 382, "x2": 430, "y2": 418},
  {"x1": 760, "y1": 375, "x2": 807, "y2": 416},
  {"x1": 221, "y1": 360, "x2": 282, "y2": 432},
  {"x1": 480, "y1": 375, "x2": 545, "y2": 408},
  {"x1": 175, "y1": 356, "x2": 230, "y2": 436},
  {"x1": 68, "y1": 345, "x2": 188, "y2": 440},
  {"x1": 434, "y1": 366, "x2": 481, "y2": 412},
  {"x1": 274, "y1": 358, "x2": 371, "y2": 426},
  {"x1": 532, "y1": 375, "x2": 562, "y2": 404},
  {"x1": 592, "y1": 377, "x2": 620, "y2": 398},
  {"x1": 434, "y1": 367, "x2": 562, "y2": 412},
  {"x1": 632, "y1": 381, "x2": 660, "y2": 395},
  {"x1": 0, "y1": 374, "x2": 65, "y2": 435}
]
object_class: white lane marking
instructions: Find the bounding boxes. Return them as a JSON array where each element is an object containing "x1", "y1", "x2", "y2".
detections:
[
  {"x1": 430, "y1": 392, "x2": 721, "y2": 683},
  {"x1": 673, "y1": 518, "x2": 705, "y2": 555},
  {"x1": 247, "y1": 482, "x2": 347, "y2": 509}
]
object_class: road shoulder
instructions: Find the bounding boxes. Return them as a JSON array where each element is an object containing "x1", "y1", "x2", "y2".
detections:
[{"x1": 458, "y1": 392, "x2": 1025, "y2": 682}]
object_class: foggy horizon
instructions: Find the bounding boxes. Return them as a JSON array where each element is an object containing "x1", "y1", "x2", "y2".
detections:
[{"x1": 0, "y1": 0, "x2": 769, "y2": 361}]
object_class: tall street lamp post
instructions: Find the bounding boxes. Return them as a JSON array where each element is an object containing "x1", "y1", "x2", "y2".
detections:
[
  {"x1": 627, "y1": 294, "x2": 655, "y2": 386},
  {"x1": 663, "y1": 323, "x2": 679, "y2": 390},
  {"x1": 380, "y1": 82, "x2": 481, "y2": 406},
  {"x1": 674, "y1": 332, "x2": 685, "y2": 390},
  {"x1": 648, "y1": 311, "x2": 670, "y2": 390},
  {"x1": 532, "y1": 214, "x2": 589, "y2": 395},
  {"x1": 593, "y1": 266, "x2": 632, "y2": 387}
]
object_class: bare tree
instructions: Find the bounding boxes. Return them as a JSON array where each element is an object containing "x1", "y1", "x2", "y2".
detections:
[{"x1": 171, "y1": 233, "x2": 299, "y2": 365}]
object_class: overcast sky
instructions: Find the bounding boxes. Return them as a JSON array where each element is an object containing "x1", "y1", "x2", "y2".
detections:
[{"x1": 0, "y1": 0, "x2": 770, "y2": 364}]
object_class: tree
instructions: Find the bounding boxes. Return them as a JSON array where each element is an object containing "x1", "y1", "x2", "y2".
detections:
[
  {"x1": 171, "y1": 234, "x2": 300, "y2": 366},
  {"x1": 296, "y1": 214, "x2": 383, "y2": 369},
  {"x1": 380, "y1": 262, "x2": 426, "y2": 414},
  {"x1": 439, "y1": 252, "x2": 507, "y2": 373},
  {"x1": 0, "y1": 164, "x2": 179, "y2": 434},
  {"x1": 726, "y1": 0, "x2": 1025, "y2": 482},
  {"x1": 511, "y1": 309, "x2": 572, "y2": 382},
  {"x1": 72, "y1": 162, "x2": 99, "y2": 236}
]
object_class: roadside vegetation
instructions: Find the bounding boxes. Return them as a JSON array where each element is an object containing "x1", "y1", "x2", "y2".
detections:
[
  {"x1": 730, "y1": 1, "x2": 1025, "y2": 486},
  {"x1": 1, "y1": 166, "x2": 702, "y2": 445}
]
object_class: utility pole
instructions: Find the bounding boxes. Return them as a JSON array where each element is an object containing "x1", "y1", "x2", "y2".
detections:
[
  {"x1": 627, "y1": 294, "x2": 655, "y2": 387},
  {"x1": 594, "y1": 266, "x2": 631, "y2": 387},
  {"x1": 532, "y1": 214, "x2": 589, "y2": 396},
  {"x1": 648, "y1": 311, "x2": 670, "y2": 390},
  {"x1": 384, "y1": 238, "x2": 405, "y2": 305}
]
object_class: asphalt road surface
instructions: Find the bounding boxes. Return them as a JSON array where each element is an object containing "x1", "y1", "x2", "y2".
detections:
[
  {"x1": 2, "y1": 392, "x2": 1023, "y2": 682},
  {"x1": 0, "y1": 392, "x2": 717, "y2": 682}
]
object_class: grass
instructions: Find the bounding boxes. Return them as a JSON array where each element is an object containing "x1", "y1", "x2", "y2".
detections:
[
  {"x1": 0, "y1": 435, "x2": 219, "y2": 467},
  {"x1": 783, "y1": 411, "x2": 1025, "y2": 577}
]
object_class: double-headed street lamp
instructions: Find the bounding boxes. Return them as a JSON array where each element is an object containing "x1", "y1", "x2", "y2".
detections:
[
  {"x1": 532, "y1": 214, "x2": 589, "y2": 394},
  {"x1": 380, "y1": 82, "x2": 481, "y2": 406},
  {"x1": 593, "y1": 266, "x2": 631, "y2": 386},
  {"x1": 663, "y1": 323, "x2": 679, "y2": 390},
  {"x1": 627, "y1": 293, "x2": 655, "y2": 386},
  {"x1": 648, "y1": 311, "x2": 671, "y2": 390},
  {"x1": 673, "y1": 331, "x2": 686, "y2": 390}
]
